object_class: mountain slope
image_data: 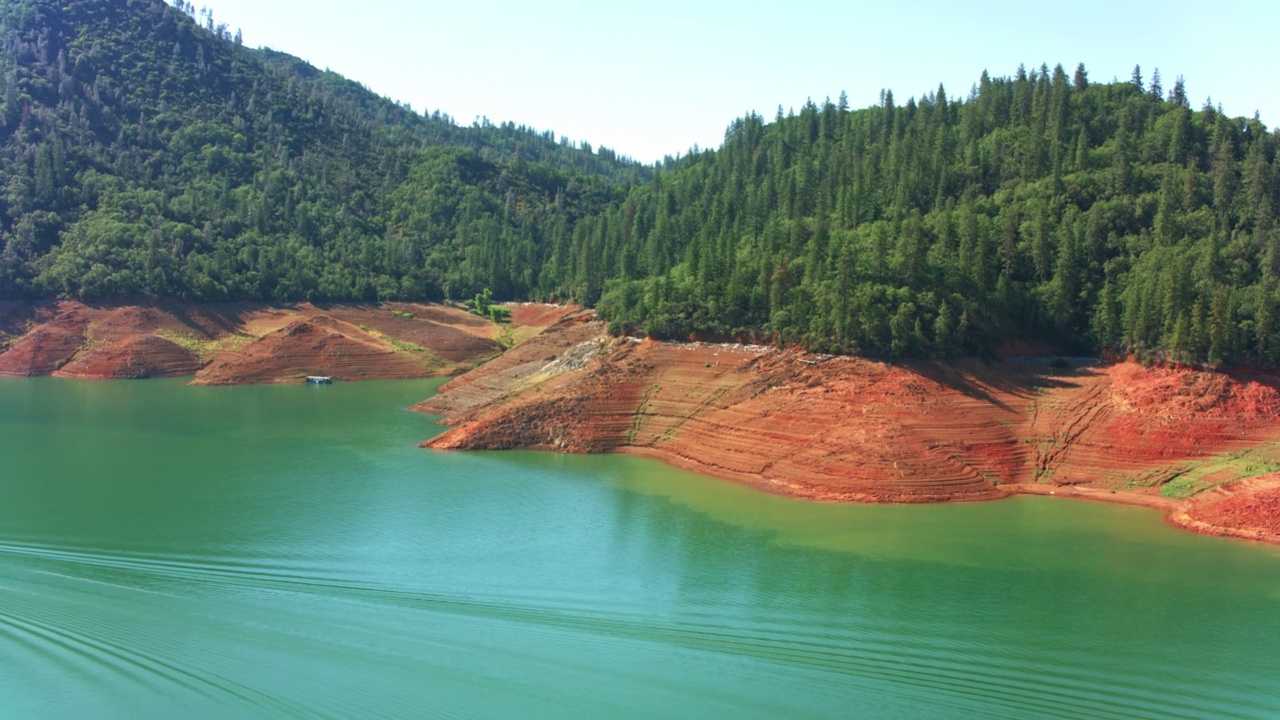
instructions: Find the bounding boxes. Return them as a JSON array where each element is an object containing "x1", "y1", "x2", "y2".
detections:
[
  {"x1": 0, "y1": 0, "x2": 639, "y2": 302},
  {"x1": 589, "y1": 67, "x2": 1280, "y2": 365},
  {"x1": 4, "y1": 1, "x2": 1280, "y2": 366}
]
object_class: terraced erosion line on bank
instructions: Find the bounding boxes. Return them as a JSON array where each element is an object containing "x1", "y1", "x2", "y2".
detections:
[
  {"x1": 0, "y1": 301, "x2": 575, "y2": 384},
  {"x1": 4, "y1": 299, "x2": 1277, "y2": 543},
  {"x1": 419, "y1": 312, "x2": 1280, "y2": 545}
]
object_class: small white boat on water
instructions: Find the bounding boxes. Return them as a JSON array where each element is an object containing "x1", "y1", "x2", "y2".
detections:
[{"x1": 306, "y1": 376, "x2": 333, "y2": 384}]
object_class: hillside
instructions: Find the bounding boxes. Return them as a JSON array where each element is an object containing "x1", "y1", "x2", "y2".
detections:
[
  {"x1": 590, "y1": 67, "x2": 1280, "y2": 366},
  {"x1": 1, "y1": 1, "x2": 1279, "y2": 366},
  {"x1": 0, "y1": 298, "x2": 585, "y2": 383},
  {"x1": 0, "y1": 0, "x2": 640, "y2": 303},
  {"x1": 418, "y1": 314, "x2": 1280, "y2": 544}
]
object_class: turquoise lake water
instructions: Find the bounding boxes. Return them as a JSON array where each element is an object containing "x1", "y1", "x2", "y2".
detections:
[{"x1": 1, "y1": 377, "x2": 1279, "y2": 718}]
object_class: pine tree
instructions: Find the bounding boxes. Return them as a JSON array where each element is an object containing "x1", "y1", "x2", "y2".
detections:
[
  {"x1": 1170, "y1": 76, "x2": 1188, "y2": 107},
  {"x1": 1073, "y1": 63, "x2": 1088, "y2": 92}
]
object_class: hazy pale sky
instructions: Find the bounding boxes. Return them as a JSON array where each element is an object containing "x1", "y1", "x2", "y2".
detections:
[{"x1": 200, "y1": 0, "x2": 1278, "y2": 163}]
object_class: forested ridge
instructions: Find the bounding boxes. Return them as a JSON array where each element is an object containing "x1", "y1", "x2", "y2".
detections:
[
  {"x1": 3, "y1": 0, "x2": 1279, "y2": 366},
  {"x1": 593, "y1": 68, "x2": 1280, "y2": 365},
  {"x1": 0, "y1": 0, "x2": 643, "y2": 302}
]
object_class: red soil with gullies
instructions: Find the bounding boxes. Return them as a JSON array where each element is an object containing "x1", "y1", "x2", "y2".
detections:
[
  {"x1": 504, "y1": 303, "x2": 580, "y2": 329},
  {"x1": 0, "y1": 302, "x2": 89, "y2": 376},
  {"x1": 421, "y1": 316, "x2": 1280, "y2": 543},
  {"x1": 192, "y1": 315, "x2": 439, "y2": 385},
  {"x1": 0, "y1": 300, "x2": 519, "y2": 383},
  {"x1": 6, "y1": 299, "x2": 1280, "y2": 544}
]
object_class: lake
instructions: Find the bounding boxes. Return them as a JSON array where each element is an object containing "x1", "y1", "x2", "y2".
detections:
[{"x1": 1, "y1": 378, "x2": 1279, "y2": 718}]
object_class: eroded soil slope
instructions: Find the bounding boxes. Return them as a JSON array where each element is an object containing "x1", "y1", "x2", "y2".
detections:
[
  {"x1": 426, "y1": 337, "x2": 1037, "y2": 502},
  {"x1": 0, "y1": 301, "x2": 521, "y2": 383},
  {"x1": 1171, "y1": 475, "x2": 1280, "y2": 544},
  {"x1": 421, "y1": 318, "x2": 1280, "y2": 539},
  {"x1": 412, "y1": 308, "x2": 601, "y2": 417},
  {"x1": 0, "y1": 302, "x2": 90, "y2": 376}
]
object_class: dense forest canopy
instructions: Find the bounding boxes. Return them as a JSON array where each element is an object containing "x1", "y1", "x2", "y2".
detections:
[
  {"x1": 0, "y1": 0, "x2": 643, "y2": 302},
  {"x1": 594, "y1": 67, "x2": 1280, "y2": 366},
  {"x1": 2, "y1": 0, "x2": 1278, "y2": 366}
]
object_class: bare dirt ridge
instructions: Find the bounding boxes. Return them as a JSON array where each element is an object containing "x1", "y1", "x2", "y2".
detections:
[
  {"x1": 0, "y1": 300, "x2": 557, "y2": 384},
  {"x1": 420, "y1": 316, "x2": 1280, "y2": 544}
]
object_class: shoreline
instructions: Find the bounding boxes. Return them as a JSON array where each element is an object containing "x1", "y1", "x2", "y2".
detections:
[
  {"x1": 615, "y1": 446, "x2": 1276, "y2": 546},
  {"x1": 1165, "y1": 509, "x2": 1280, "y2": 546},
  {"x1": 4, "y1": 361, "x2": 1275, "y2": 548},
  {"x1": 418, "y1": 322, "x2": 1280, "y2": 549},
  {"x1": 998, "y1": 482, "x2": 1178, "y2": 510},
  {"x1": 6, "y1": 300, "x2": 1277, "y2": 548},
  {"x1": 455, "y1": 441, "x2": 1280, "y2": 547},
  {"x1": 618, "y1": 446, "x2": 1179, "y2": 512},
  {"x1": 0, "y1": 300, "x2": 574, "y2": 385}
]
